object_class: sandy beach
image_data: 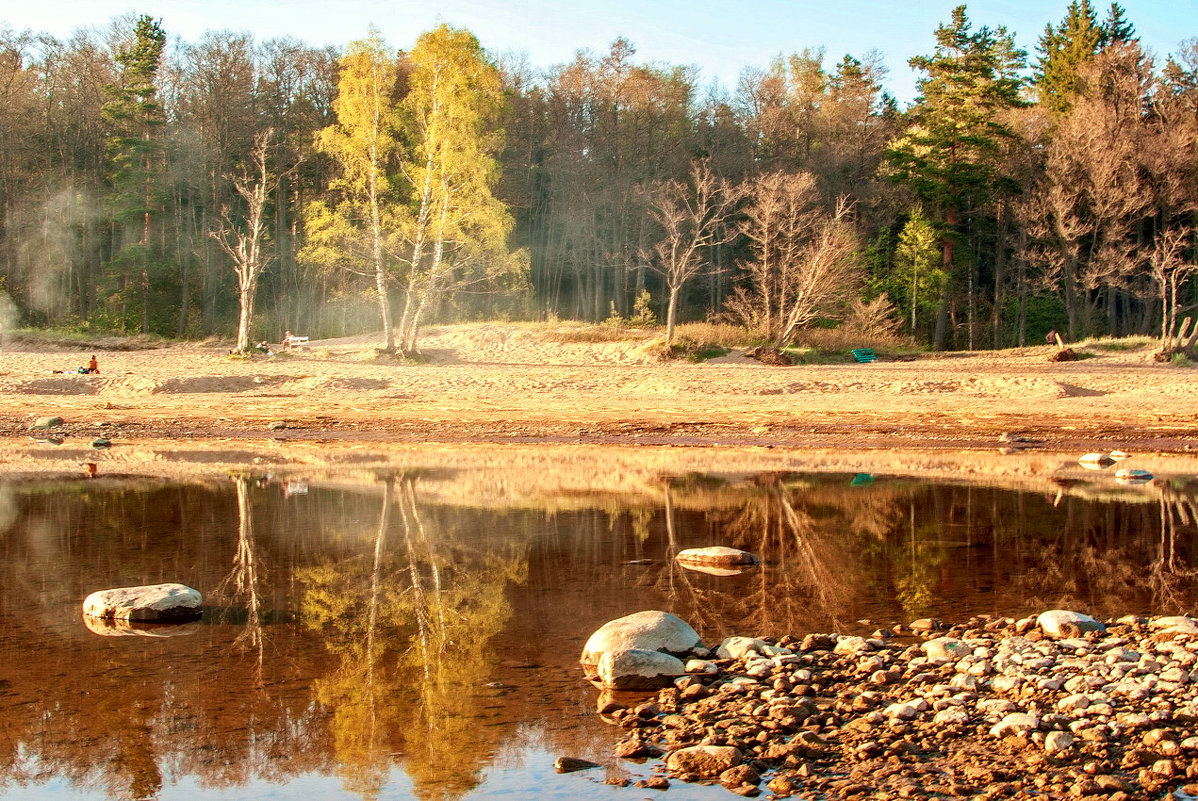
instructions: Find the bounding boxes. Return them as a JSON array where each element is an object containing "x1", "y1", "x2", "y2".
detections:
[{"x1": 1, "y1": 323, "x2": 1195, "y2": 484}]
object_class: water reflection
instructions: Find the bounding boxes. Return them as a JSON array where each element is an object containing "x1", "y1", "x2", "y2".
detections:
[{"x1": 0, "y1": 470, "x2": 1194, "y2": 799}]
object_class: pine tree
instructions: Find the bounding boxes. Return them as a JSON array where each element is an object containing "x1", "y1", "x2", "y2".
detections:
[
  {"x1": 884, "y1": 6, "x2": 1025, "y2": 348},
  {"x1": 101, "y1": 15, "x2": 166, "y2": 332}
]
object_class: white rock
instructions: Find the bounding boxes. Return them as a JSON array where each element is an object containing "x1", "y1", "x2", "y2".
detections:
[
  {"x1": 82, "y1": 583, "x2": 202, "y2": 622},
  {"x1": 596, "y1": 649, "x2": 686, "y2": 690},
  {"x1": 934, "y1": 707, "x2": 970, "y2": 726},
  {"x1": 675, "y1": 546, "x2": 759, "y2": 567},
  {"x1": 1149, "y1": 616, "x2": 1198, "y2": 630},
  {"x1": 978, "y1": 698, "x2": 1018, "y2": 717},
  {"x1": 717, "y1": 636, "x2": 767, "y2": 660},
  {"x1": 834, "y1": 636, "x2": 872, "y2": 655},
  {"x1": 1037, "y1": 610, "x2": 1106, "y2": 638},
  {"x1": 990, "y1": 712, "x2": 1040, "y2": 738},
  {"x1": 686, "y1": 659, "x2": 719, "y2": 675},
  {"x1": 580, "y1": 611, "x2": 700, "y2": 671},
  {"x1": 923, "y1": 637, "x2": 971, "y2": 660}
]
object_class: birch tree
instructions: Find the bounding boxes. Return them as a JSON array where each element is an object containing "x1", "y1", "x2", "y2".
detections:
[
  {"x1": 303, "y1": 32, "x2": 402, "y2": 351},
  {"x1": 395, "y1": 25, "x2": 516, "y2": 354}
]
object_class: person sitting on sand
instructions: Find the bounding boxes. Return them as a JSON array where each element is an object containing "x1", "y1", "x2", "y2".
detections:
[
  {"x1": 282, "y1": 330, "x2": 293, "y2": 351},
  {"x1": 86, "y1": 355, "x2": 99, "y2": 374}
]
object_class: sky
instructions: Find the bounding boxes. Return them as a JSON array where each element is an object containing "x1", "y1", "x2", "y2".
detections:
[{"x1": 2, "y1": 0, "x2": 1196, "y2": 106}]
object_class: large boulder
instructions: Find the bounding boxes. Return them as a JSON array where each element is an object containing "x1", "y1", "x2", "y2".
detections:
[
  {"x1": 82, "y1": 583, "x2": 203, "y2": 623},
  {"x1": 580, "y1": 611, "x2": 700, "y2": 674},
  {"x1": 597, "y1": 649, "x2": 687, "y2": 690},
  {"x1": 665, "y1": 745, "x2": 743, "y2": 778}
]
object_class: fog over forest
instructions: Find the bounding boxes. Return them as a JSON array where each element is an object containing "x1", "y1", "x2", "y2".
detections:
[{"x1": 0, "y1": 1, "x2": 1194, "y2": 352}]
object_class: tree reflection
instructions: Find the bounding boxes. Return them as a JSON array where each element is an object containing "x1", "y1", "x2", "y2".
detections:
[
  {"x1": 214, "y1": 474, "x2": 266, "y2": 681},
  {"x1": 298, "y1": 474, "x2": 528, "y2": 800}
]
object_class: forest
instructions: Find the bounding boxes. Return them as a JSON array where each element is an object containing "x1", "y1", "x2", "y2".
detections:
[{"x1": 0, "y1": 1, "x2": 1194, "y2": 352}]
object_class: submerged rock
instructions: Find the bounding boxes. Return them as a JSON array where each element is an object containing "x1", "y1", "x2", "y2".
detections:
[
  {"x1": 82, "y1": 583, "x2": 202, "y2": 622},
  {"x1": 553, "y1": 756, "x2": 601, "y2": 773},
  {"x1": 580, "y1": 610, "x2": 700, "y2": 674}
]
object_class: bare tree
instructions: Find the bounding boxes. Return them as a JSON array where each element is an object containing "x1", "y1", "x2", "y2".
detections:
[
  {"x1": 727, "y1": 170, "x2": 861, "y2": 348},
  {"x1": 1150, "y1": 227, "x2": 1198, "y2": 349},
  {"x1": 642, "y1": 159, "x2": 743, "y2": 346},
  {"x1": 212, "y1": 128, "x2": 277, "y2": 353}
]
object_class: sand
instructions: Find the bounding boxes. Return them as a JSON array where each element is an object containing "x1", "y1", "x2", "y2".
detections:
[{"x1": 1, "y1": 323, "x2": 1195, "y2": 486}]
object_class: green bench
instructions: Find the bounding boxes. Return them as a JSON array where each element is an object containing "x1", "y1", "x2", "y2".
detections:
[{"x1": 851, "y1": 348, "x2": 878, "y2": 363}]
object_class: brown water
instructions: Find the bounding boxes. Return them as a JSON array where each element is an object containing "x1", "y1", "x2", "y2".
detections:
[{"x1": 0, "y1": 470, "x2": 1195, "y2": 800}]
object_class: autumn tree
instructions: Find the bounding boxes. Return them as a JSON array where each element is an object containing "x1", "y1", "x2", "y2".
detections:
[
  {"x1": 303, "y1": 31, "x2": 402, "y2": 351},
  {"x1": 212, "y1": 129, "x2": 278, "y2": 353},
  {"x1": 642, "y1": 159, "x2": 743, "y2": 346},
  {"x1": 394, "y1": 24, "x2": 518, "y2": 354}
]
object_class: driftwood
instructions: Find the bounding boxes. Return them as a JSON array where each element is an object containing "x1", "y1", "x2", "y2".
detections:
[
  {"x1": 1155, "y1": 316, "x2": 1198, "y2": 362},
  {"x1": 1048, "y1": 331, "x2": 1078, "y2": 362}
]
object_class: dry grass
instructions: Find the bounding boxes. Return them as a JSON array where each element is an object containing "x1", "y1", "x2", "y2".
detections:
[
  {"x1": 539, "y1": 324, "x2": 651, "y2": 344},
  {"x1": 795, "y1": 325, "x2": 915, "y2": 352},
  {"x1": 672, "y1": 322, "x2": 759, "y2": 348}
]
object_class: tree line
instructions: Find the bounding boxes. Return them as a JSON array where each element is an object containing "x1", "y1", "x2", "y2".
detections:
[{"x1": 0, "y1": 2, "x2": 1194, "y2": 351}]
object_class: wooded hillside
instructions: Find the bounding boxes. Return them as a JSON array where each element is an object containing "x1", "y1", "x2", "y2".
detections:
[{"x1": 0, "y1": 2, "x2": 1194, "y2": 350}]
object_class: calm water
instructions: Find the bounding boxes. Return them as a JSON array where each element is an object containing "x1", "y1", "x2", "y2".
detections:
[{"x1": 0, "y1": 469, "x2": 1195, "y2": 800}]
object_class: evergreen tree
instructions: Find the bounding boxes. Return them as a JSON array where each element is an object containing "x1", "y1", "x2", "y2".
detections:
[
  {"x1": 101, "y1": 15, "x2": 166, "y2": 332},
  {"x1": 884, "y1": 6, "x2": 1025, "y2": 348}
]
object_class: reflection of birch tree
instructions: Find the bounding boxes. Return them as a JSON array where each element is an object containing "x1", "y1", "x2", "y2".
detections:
[{"x1": 298, "y1": 474, "x2": 528, "y2": 801}]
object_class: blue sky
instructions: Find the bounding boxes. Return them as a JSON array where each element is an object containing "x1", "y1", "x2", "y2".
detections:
[{"x1": 2, "y1": 0, "x2": 1195, "y2": 105}]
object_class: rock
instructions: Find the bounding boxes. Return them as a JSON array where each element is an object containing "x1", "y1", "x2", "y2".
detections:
[
  {"x1": 990, "y1": 713, "x2": 1039, "y2": 738},
  {"x1": 1078, "y1": 452, "x2": 1114, "y2": 469},
  {"x1": 596, "y1": 649, "x2": 686, "y2": 690},
  {"x1": 909, "y1": 618, "x2": 940, "y2": 633},
  {"x1": 554, "y1": 756, "x2": 601, "y2": 772},
  {"x1": 1037, "y1": 609, "x2": 1106, "y2": 638},
  {"x1": 91, "y1": 437, "x2": 111, "y2": 448},
  {"x1": 675, "y1": 546, "x2": 759, "y2": 568},
  {"x1": 934, "y1": 706, "x2": 970, "y2": 726},
  {"x1": 1045, "y1": 731, "x2": 1076, "y2": 753},
  {"x1": 580, "y1": 611, "x2": 700, "y2": 673},
  {"x1": 82, "y1": 583, "x2": 202, "y2": 622},
  {"x1": 833, "y1": 635, "x2": 872, "y2": 655},
  {"x1": 720, "y1": 764, "x2": 761, "y2": 788},
  {"x1": 1114, "y1": 468, "x2": 1153, "y2": 484},
  {"x1": 665, "y1": 745, "x2": 742, "y2": 778},
  {"x1": 614, "y1": 739, "x2": 661, "y2": 759},
  {"x1": 268, "y1": 420, "x2": 287, "y2": 430},
  {"x1": 30, "y1": 415, "x2": 64, "y2": 430},
  {"x1": 717, "y1": 636, "x2": 767, "y2": 659},
  {"x1": 922, "y1": 637, "x2": 972, "y2": 660}
]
